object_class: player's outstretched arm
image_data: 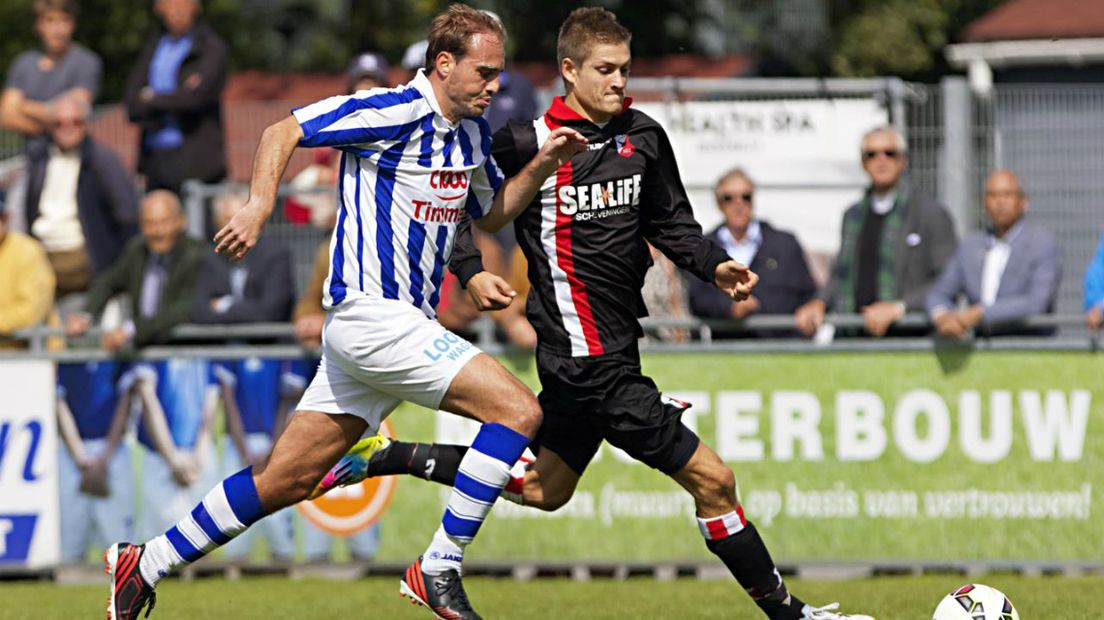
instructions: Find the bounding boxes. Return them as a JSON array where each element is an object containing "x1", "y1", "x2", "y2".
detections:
[
  {"x1": 478, "y1": 126, "x2": 587, "y2": 232},
  {"x1": 715, "y1": 260, "x2": 759, "y2": 302},
  {"x1": 214, "y1": 115, "x2": 305, "y2": 260}
]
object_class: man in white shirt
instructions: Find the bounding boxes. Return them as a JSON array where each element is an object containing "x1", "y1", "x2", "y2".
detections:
[{"x1": 926, "y1": 170, "x2": 1062, "y2": 338}]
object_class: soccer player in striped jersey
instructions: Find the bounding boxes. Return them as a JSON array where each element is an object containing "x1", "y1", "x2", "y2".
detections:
[
  {"x1": 103, "y1": 5, "x2": 585, "y2": 620},
  {"x1": 314, "y1": 7, "x2": 874, "y2": 620}
]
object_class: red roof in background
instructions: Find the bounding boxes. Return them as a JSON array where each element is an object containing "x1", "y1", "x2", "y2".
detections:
[{"x1": 962, "y1": 0, "x2": 1104, "y2": 42}]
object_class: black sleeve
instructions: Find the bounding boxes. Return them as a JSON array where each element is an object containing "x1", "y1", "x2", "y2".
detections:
[
  {"x1": 639, "y1": 126, "x2": 729, "y2": 283},
  {"x1": 448, "y1": 213, "x2": 484, "y2": 288}
]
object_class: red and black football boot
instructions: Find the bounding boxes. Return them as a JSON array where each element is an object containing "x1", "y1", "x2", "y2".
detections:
[
  {"x1": 105, "y1": 543, "x2": 157, "y2": 619},
  {"x1": 399, "y1": 557, "x2": 482, "y2": 620}
]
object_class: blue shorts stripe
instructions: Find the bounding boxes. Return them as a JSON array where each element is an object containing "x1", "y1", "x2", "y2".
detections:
[
  {"x1": 222, "y1": 467, "x2": 265, "y2": 526},
  {"x1": 453, "y1": 471, "x2": 502, "y2": 504},
  {"x1": 471, "y1": 422, "x2": 530, "y2": 465},
  {"x1": 166, "y1": 525, "x2": 204, "y2": 563},
  {"x1": 407, "y1": 220, "x2": 429, "y2": 307},
  {"x1": 328, "y1": 154, "x2": 348, "y2": 305},
  {"x1": 190, "y1": 503, "x2": 232, "y2": 546},
  {"x1": 427, "y1": 224, "x2": 450, "y2": 310},
  {"x1": 457, "y1": 125, "x2": 475, "y2": 167},
  {"x1": 442, "y1": 509, "x2": 481, "y2": 541}
]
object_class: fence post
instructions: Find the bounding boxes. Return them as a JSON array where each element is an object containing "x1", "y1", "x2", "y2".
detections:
[
  {"x1": 182, "y1": 180, "x2": 206, "y2": 240},
  {"x1": 940, "y1": 76, "x2": 973, "y2": 236}
]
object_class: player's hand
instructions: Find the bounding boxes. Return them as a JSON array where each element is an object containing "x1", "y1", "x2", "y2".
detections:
[
  {"x1": 65, "y1": 313, "x2": 92, "y2": 337},
  {"x1": 794, "y1": 299, "x2": 826, "y2": 338},
  {"x1": 214, "y1": 200, "x2": 266, "y2": 261},
  {"x1": 534, "y1": 127, "x2": 588, "y2": 173},
  {"x1": 714, "y1": 260, "x2": 758, "y2": 302},
  {"x1": 466, "y1": 271, "x2": 517, "y2": 311}
]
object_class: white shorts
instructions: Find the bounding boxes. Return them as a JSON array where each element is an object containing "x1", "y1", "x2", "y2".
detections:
[{"x1": 296, "y1": 296, "x2": 481, "y2": 431}]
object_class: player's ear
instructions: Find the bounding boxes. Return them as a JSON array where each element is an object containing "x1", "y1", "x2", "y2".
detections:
[
  {"x1": 560, "y1": 57, "x2": 577, "y2": 89},
  {"x1": 435, "y1": 51, "x2": 455, "y2": 78}
]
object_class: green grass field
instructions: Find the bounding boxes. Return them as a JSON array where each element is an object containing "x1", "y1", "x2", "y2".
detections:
[{"x1": 1, "y1": 574, "x2": 1100, "y2": 619}]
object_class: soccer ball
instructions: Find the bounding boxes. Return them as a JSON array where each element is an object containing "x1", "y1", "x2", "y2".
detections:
[{"x1": 932, "y1": 584, "x2": 1019, "y2": 620}]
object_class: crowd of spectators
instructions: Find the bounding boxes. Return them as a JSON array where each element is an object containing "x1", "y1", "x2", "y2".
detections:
[{"x1": 0, "y1": 0, "x2": 1098, "y2": 566}]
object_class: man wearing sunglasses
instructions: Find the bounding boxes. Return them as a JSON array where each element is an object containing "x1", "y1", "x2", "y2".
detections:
[
  {"x1": 795, "y1": 126, "x2": 957, "y2": 338},
  {"x1": 688, "y1": 168, "x2": 816, "y2": 335}
]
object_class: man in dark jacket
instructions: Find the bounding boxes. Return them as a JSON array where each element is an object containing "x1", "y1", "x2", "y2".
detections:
[
  {"x1": 688, "y1": 168, "x2": 815, "y2": 335},
  {"x1": 65, "y1": 190, "x2": 204, "y2": 350},
  {"x1": 190, "y1": 190, "x2": 294, "y2": 324},
  {"x1": 24, "y1": 95, "x2": 138, "y2": 294},
  {"x1": 795, "y1": 126, "x2": 957, "y2": 338},
  {"x1": 123, "y1": 0, "x2": 227, "y2": 194}
]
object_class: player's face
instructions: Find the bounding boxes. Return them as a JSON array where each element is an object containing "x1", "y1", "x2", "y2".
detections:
[
  {"x1": 716, "y1": 176, "x2": 754, "y2": 233},
  {"x1": 861, "y1": 132, "x2": 907, "y2": 192},
  {"x1": 564, "y1": 42, "x2": 631, "y2": 122},
  {"x1": 441, "y1": 33, "x2": 504, "y2": 120},
  {"x1": 35, "y1": 9, "x2": 74, "y2": 56},
  {"x1": 140, "y1": 196, "x2": 186, "y2": 255}
]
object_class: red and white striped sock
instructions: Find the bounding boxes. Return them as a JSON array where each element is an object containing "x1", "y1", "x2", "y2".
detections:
[{"x1": 696, "y1": 506, "x2": 748, "y2": 541}]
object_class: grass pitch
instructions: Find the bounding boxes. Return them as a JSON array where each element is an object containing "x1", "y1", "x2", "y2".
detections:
[{"x1": 1, "y1": 574, "x2": 1100, "y2": 619}]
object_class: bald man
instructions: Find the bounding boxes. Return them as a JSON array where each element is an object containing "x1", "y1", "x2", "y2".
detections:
[
  {"x1": 926, "y1": 170, "x2": 1062, "y2": 338},
  {"x1": 66, "y1": 190, "x2": 205, "y2": 349}
]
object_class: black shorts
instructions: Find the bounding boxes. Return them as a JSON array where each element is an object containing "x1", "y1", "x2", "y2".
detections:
[{"x1": 534, "y1": 343, "x2": 700, "y2": 476}]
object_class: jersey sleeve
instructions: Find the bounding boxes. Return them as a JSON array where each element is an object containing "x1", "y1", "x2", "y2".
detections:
[
  {"x1": 462, "y1": 119, "x2": 505, "y2": 220},
  {"x1": 292, "y1": 87, "x2": 425, "y2": 149},
  {"x1": 639, "y1": 126, "x2": 729, "y2": 283}
]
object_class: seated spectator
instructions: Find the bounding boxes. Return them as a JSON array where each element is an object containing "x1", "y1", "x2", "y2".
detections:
[
  {"x1": 0, "y1": 197, "x2": 56, "y2": 348},
  {"x1": 927, "y1": 170, "x2": 1061, "y2": 338},
  {"x1": 190, "y1": 190, "x2": 293, "y2": 324},
  {"x1": 346, "y1": 51, "x2": 391, "y2": 93},
  {"x1": 643, "y1": 244, "x2": 691, "y2": 343},
  {"x1": 56, "y1": 361, "x2": 134, "y2": 563},
  {"x1": 795, "y1": 126, "x2": 957, "y2": 338},
  {"x1": 124, "y1": 0, "x2": 227, "y2": 194},
  {"x1": 0, "y1": 0, "x2": 102, "y2": 152},
  {"x1": 1085, "y1": 232, "x2": 1104, "y2": 331},
  {"x1": 65, "y1": 190, "x2": 204, "y2": 350},
  {"x1": 687, "y1": 169, "x2": 815, "y2": 336},
  {"x1": 25, "y1": 95, "x2": 138, "y2": 296}
]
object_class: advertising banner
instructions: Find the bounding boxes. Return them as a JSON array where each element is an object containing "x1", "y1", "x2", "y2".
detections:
[
  {"x1": 0, "y1": 360, "x2": 59, "y2": 569},
  {"x1": 371, "y1": 351, "x2": 1101, "y2": 563},
  {"x1": 634, "y1": 99, "x2": 888, "y2": 255}
]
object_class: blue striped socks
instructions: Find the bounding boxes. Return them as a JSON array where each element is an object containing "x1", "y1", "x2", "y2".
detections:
[
  {"x1": 421, "y1": 423, "x2": 529, "y2": 575},
  {"x1": 138, "y1": 467, "x2": 268, "y2": 586}
]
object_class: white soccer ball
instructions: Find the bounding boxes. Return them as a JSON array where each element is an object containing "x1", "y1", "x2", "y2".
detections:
[{"x1": 932, "y1": 584, "x2": 1020, "y2": 620}]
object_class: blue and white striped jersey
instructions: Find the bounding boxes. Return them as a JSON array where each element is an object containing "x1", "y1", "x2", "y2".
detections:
[{"x1": 292, "y1": 70, "x2": 505, "y2": 317}]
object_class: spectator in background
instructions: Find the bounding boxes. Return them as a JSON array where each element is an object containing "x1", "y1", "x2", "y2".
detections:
[
  {"x1": 124, "y1": 0, "x2": 227, "y2": 194},
  {"x1": 1085, "y1": 232, "x2": 1104, "y2": 331},
  {"x1": 25, "y1": 96, "x2": 138, "y2": 297},
  {"x1": 212, "y1": 358, "x2": 301, "y2": 563},
  {"x1": 131, "y1": 360, "x2": 219, "y2": 544},
  {"x1": 1, "y1": 0, "x2": 101, "y2": 152},
  {"x1": 191, "y1": 190, "x2": 293, "y2": 324},
  {"x1": 794, "y1": 126, "x2": 957, "y2": 338},
  {"x1": 400, "y1": 39, "x2": 429, "y2": 83},
  {"x1": 65, "y1": 190, "x2": 204, "y2": 350},
  {"x1": 56, "y1": 362, "x2": 134, "y2": 563},
  {"x1": 0, "y1": 197, "x2": 56, "y2": 348},
  {"x1": 688, "y1": 169, "x2": 816, "y2": 335},
  {"x1": 927, "y1": 170, "x2": 1061, "y2": 338},
  {"x1": 346, "y1": 51, "x2": 391, "y2": 92}
]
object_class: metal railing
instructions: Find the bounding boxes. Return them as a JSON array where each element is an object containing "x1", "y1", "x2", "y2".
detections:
[{"x1": 5, "y1": 313, "x2": 1098, "y2": 361}]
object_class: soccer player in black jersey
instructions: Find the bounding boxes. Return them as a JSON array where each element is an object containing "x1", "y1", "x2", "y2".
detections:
[{"x1": 317, "y1": 8, "x2": 874, "y2": 620}]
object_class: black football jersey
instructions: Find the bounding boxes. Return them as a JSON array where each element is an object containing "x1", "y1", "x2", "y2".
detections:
[{"x1": 451, "y1": 97, "x2": 729, "y2": 357}]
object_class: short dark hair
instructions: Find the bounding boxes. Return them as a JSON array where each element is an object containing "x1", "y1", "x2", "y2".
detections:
[
  {"x1": 556, "y1": 7, "x2": 631, "y2": 66},
  {"x1": 424, "y1": 3, "x2": 506, "y2": 71},
  {"x1": 34, "y1": 0, "x2": 77, "y2": 18}
]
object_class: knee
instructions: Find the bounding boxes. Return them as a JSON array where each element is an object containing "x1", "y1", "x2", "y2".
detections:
[{"x1": 494, "y1": 391, "x2": 541, "y2": 437}]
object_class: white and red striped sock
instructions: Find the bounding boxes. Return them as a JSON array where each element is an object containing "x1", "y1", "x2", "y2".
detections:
[{"x1": 696, "y1": 506, "x2": 748, "y2": 541}]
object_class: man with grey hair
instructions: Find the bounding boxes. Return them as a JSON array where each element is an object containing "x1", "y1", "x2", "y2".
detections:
[
  {"x1": 124, "y1": 0, "x2": 227, "y2": 194},
  {"x1": 795, "y1": 126, "x2": 957, "y2": 337},
  {"x1": 24, "y1": 95, "x2": 138, "y2": 296}
]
